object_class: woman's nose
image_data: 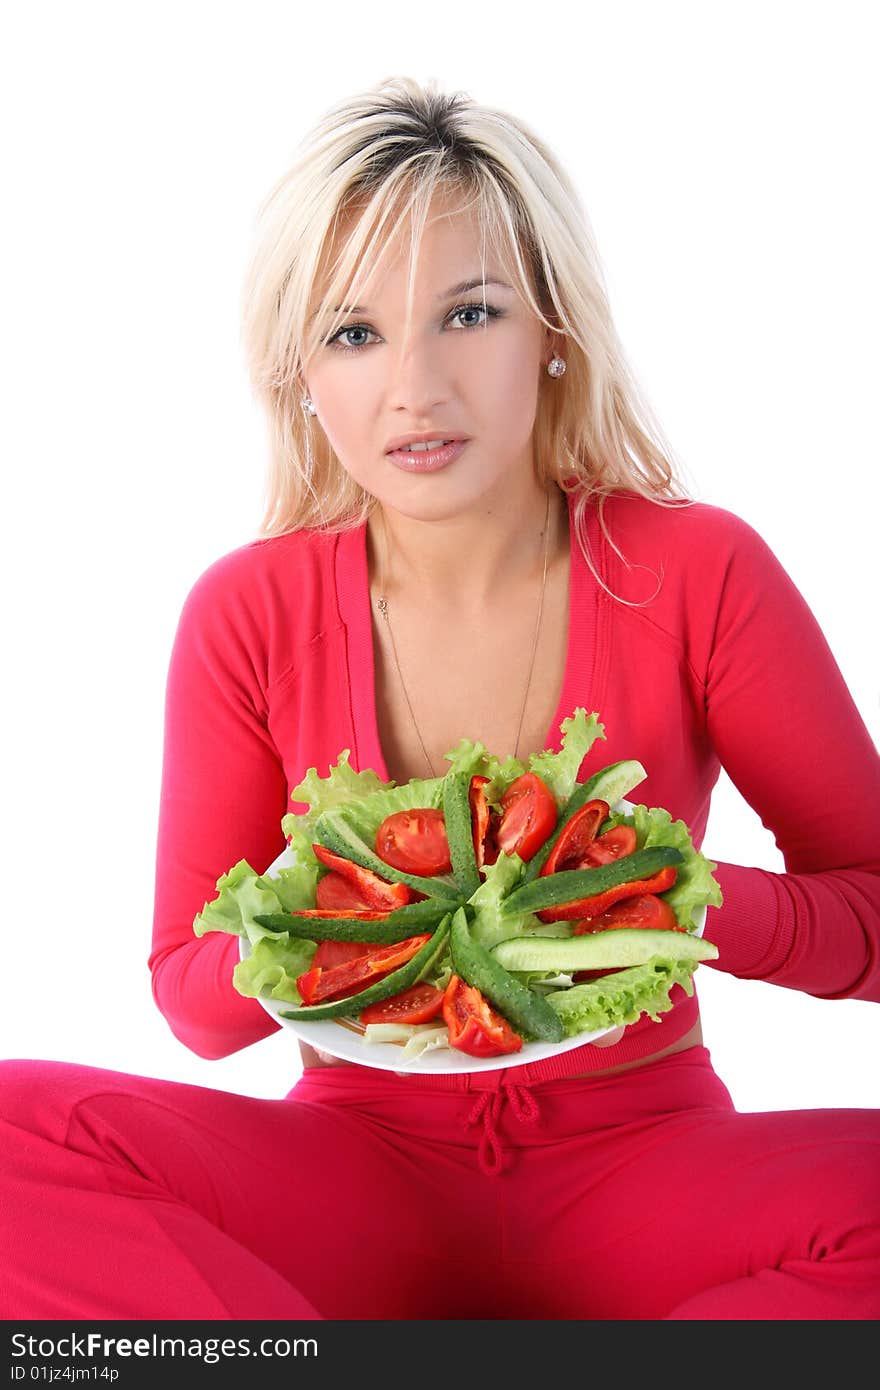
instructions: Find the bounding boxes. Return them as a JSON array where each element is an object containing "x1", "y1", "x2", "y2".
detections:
[{"x1": 386, "y1": 336, "x2": 450, "y2": 417}]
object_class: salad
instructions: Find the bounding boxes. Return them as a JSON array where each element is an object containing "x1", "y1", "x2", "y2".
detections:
[{"x1": 193, "y1": 710, "x2": 723, "y2": 1064}]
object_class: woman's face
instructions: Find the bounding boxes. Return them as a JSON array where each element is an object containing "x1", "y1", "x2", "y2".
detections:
[{"x1": 304, "y1": 195, "x2": 555, "y2": 521}]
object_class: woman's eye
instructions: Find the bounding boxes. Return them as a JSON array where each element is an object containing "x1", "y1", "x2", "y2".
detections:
[
  {"x1": 449, "y1": 303, "x2": 500, "y2": 329},
  {"x1": 328, "y1": 325, "x2": 378, "y2": 352}
]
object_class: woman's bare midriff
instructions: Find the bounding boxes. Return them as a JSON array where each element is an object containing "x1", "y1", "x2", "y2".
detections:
[{"x1": 297, "y1": 1017, "x2": 703, "y2": 1080}]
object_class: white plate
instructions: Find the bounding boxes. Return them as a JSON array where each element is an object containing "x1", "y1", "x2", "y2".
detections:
[{"x1": 240, "y1": 815, "x2": 707, "y2": 1075}]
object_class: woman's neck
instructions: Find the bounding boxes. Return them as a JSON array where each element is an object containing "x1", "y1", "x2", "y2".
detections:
[{"x1": 367, "y1": 476, "x2": 568, "y2": 609}]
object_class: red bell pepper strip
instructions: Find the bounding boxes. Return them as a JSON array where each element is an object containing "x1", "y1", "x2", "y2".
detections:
[
  {"x1": 441, "y1": 975, "x2": 523, "y2": 1057},
  {"x1": 295, "y1": 933, "x2": 432, "y2": 1005},
  {"x1": 312, "y1": 843, "x2": 412, "y2": 910},
  {"x1": 469, "y1": 775, "x2": 499, "y2": 872},
  {"x1": 540, "y1": 799, "x2": 609, "y2": 875},
  {"x1": 537, "y1": 865, "x2": 679, "y2": 925}
]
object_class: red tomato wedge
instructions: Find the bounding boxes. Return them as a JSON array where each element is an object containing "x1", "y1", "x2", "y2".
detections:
[
  {"x1": 495, "y1": 773, "x2": 557, "y2": 861},
  {"x1": 360, "y1": 983, "x2": 445, "y2": 1025},
  {"x1": 296, "y1": 934, "x2": 432, "y2": 1005},
  {"x1": 313, "y1": 844, "x2": 411, "y2": 909},
  {"x1": 576, "y1": 824, "x2": 638, "y2": 867},
  {"x1": 375, "y1": 809, "x2": 452, "y2": 875},
  {"x1": 573, "y1": 892, "x2": 683, "y2": 934},
  {"x1": 442, "y1": 975, "x2": 522, "y2": 1057}
]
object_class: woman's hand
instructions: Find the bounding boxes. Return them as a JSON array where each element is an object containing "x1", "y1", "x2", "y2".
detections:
[{"x1": 589, "y1": 1026, "x2": 625, "y2": 1047}]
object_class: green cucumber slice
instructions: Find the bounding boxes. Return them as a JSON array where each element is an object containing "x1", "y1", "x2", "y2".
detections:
[
  {"x1": 449, "y1": 906, "x2": 564, "y2": 1043},
  {"x1": 253, "y1": 896, "x2": 457, "y2": 943},
  {"x1": 443, "y1": 771, "x2": 481, "y2": 900},
  {"x1": 501, "y1": 846, "x2": 683, "y2": 916},
  {"x1": 491, "y1": 927, "x2": 718, "y2": 973},
  {"x1": 278, "y1": 914, "x2": 452, "y2": 1021}
]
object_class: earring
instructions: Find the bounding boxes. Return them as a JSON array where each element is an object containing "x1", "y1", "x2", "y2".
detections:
[
  {"x1": 301, "y1": 396, "x2": 317, "y2": 416},
  {"x1": 547, "y1": 356, "x2": 566, "y2": 378}
]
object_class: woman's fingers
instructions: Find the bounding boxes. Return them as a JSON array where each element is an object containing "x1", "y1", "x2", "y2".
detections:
[{"x1": 589, "y1": 1025, "x2": 625, "y2": 1048}]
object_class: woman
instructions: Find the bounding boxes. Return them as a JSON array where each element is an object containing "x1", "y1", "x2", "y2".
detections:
[{"x1": 2, "y1": 76, "x2": 878, "y2": 1321}]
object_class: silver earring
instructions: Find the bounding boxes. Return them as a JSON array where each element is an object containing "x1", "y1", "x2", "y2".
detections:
[
  {"x1": 301, "y1": 396, "x2": 317, "y2": 416},
  {"x1": 547, "y1": 356, "x2": 566, "y2": 378}
]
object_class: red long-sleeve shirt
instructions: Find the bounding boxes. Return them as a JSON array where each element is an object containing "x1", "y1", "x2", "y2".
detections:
[{"x1": 150, "y1": 490, "x2": 880, "y2": 1077}]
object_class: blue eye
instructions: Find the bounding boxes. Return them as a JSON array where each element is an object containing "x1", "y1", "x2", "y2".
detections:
[{"x1": 326, "y1": 301, "x2": 503, "y2": 354}]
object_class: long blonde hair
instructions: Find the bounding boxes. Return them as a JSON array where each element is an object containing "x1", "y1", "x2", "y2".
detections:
[{"x1": 239, "y1": 75, "x2": 691, "y2": 580}]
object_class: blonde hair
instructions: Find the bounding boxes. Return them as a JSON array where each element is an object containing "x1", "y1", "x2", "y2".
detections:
[{"x1": 239, "y1": 75, "x2": 691, "y2": 581}]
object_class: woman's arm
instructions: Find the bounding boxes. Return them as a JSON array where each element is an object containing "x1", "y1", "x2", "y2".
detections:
[
  {"x1": 699, "y1": 516, "x2": 880, "y2": 1002},
  {"x1": 149, "y1": 553, "x2": 288, "y2": 1059}
]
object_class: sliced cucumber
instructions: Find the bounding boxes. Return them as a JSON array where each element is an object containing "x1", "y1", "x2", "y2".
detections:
[
  {"x1": 278, "y1": 914, "x2": 452, "y2": 1021},
  {"x1": 501, "y1": 846, "x2": 683, "y2": 917},
  {"x1": 443, "y1": 771, "x2": 481, "y2": 900},
  {"x1": 491, "y1": 928, "x2": 718, "y2": 973},
  {"x1": 449, "y1": 906, "x2": 564, "y2": 1043},
  {"x1": 253, "y1": 896, "x2": 456, "y2": 943},
  {"x1": 314, "y1": 807, "x2": 458, "y2": 899},
  {"x1": 523, "y1": 759, "x2": 647, "y2": 881}
]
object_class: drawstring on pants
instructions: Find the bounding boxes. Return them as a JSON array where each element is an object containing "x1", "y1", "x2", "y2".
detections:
[{"x1": 463, "y1": 1080, "x2": 541, "y2": 1176}]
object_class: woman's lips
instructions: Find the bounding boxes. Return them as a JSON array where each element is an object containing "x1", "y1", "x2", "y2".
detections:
[{"x1": 386, "y1": 439, "x2": 469, "y2": 473}]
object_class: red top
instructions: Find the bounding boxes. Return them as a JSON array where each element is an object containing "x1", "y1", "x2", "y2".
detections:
[{"x1": 150, "y1": 490, "x2": 880, "y2": 1080}]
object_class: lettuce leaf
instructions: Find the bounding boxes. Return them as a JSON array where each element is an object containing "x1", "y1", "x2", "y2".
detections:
[
  {"x1": 192, "y1": 857, "x2": 318, "y2": 947},
  {"x1": 544, "y1": 958, "x2": 699, "y2": 1036},
  {"x1": 605, "y1": 804, "x2": 723, "y2": 930},
  {"x1": 528, "y1": 709, "x2": 606, "y2": 804},
  {"x1": 466, "y1": 852, "x2": 565, "y2": 949},
  {"x1": 289, "y1": 749, "x2": 386, "y2": 820},
  {"x1": 233, "y1": 935, "x2": 316, "y2": 1003},
  {"x1": 442, "y1": 738, "x2": 526, "y2": 802}
]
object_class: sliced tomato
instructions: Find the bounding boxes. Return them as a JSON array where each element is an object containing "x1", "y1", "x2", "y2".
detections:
[
  {"x1": 574, "y1": 892, "x2": 683, "y2": 934},
  {"x1": 495, "y1": 773, "x2": 558, "y2": 861},
  {"x1": 359, "y1": 982, "x2": 445, "y2": 1025},
  {"x1": 469, "y1": 775, "x2": 500, "y2": 872},
  {"x1": 375, "y1": 809, "x2": 452, "y2": 875},
  {"x1": 577, "y1": 824, "x2": 638, "y2": 867},
  {"x1": 441, "y1": 975, "x2": 523, "y2": 1057},
  {"x1": 313, "y1": 844, "x2": 411, "y2": 909},
  {"x1": 538, "y1": 865, "x2": 680, "y2": 925},
  {"x1": 541, "y1": 799, "x2": 609, "y2": 875},
  {"x1": 295, "y1": 933, "x2": 432, "y2": 1005},
  {"x1": 311, "y1": 939, "x2": 375, "y2": 970}
]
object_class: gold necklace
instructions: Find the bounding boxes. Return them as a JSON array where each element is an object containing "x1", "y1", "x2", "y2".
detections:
[{"x1": 375, "y1": 489, "x2": 554, "y2": 779}]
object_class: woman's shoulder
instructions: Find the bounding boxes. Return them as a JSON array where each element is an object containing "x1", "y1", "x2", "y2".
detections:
[
  {"x1": 175, "y1": 524, "x2": 353, "y2": 642},
  {"x1": 592, "y1": 490, "x2": 777, "y2": 587}
]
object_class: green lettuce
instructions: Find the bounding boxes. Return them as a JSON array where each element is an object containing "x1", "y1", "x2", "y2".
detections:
[
  {"x1": 604, "y1": 804, "x2": 723, "y2": 930},
  {"x1": 528, "y1": 709, "x2": 606, "y2": 804},
  {"x1": 289, "y1": 749, "x2": 386, "y2": 820},
  {"x1": 192, "y1": 857, "x2": 319, "y2": 947},
  {"x1": 233, "y1": 935, "x2": 316, "y2": 1004},
  {"x1": 544, "y1": 958, "x2": 699, "y2": 1036},
  {"x1": 442, "y1": 738, "x2": 526, "y2": 802}
]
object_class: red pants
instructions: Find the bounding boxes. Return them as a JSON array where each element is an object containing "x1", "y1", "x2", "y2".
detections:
[{"x1": 2, "y1": 1049, "x2": 878, "y2": 1320}]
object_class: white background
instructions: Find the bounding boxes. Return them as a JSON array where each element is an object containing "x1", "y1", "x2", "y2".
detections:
[{"x1": 2, "y1": 0, "x2": 877, "y2": 1109}]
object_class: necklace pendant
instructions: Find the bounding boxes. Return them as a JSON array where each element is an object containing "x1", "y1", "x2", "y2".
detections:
[{"x1": 377, "y1": 597, "x2": 389, "y2": 618}]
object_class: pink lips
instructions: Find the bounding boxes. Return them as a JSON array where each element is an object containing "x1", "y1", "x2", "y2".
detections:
[{"x1": 386, "y1": 439, "x2": 469, "y2": 473}]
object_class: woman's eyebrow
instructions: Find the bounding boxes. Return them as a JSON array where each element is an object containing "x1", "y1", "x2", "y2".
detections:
[{"x1": 333, "y1": 277, "x2": 514, "y2": 315}]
